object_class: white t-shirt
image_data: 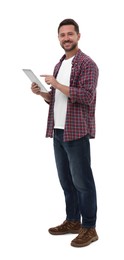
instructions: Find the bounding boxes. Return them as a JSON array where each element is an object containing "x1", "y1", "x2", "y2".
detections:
[{"x1": 54, "y1": 57, "x2": 73, "y2": 129}]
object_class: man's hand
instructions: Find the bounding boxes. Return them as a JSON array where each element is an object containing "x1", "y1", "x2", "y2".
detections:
[
  {"x1": 40, "y1": 75, "x2": 59, "y2": 89},
  {"x1": 40, "y1": 75, "x2": 70, "y2": 97},
  {"x1": 31, "y1": 82, "x2": 51, "y2": 103},
  {"x1": 31, "y1": 82, "x2": 41, "y2": 95}
]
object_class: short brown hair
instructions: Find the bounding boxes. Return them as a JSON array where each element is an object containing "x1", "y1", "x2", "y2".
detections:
[{"x1": 58, "y1": 18, "x2": 79, "y2": 34}]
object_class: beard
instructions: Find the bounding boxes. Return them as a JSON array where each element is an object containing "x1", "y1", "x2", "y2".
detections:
[{"x1": 61, "y1": 41, "x2": 78, "y2": 52}]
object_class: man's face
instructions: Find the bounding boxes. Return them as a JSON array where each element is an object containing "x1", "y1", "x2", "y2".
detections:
[{"x1": 58, "y1": 25, "x2": 80, "y2": 52}]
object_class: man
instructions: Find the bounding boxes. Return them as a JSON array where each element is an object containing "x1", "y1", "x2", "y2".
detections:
[{"x1": 31, "y1": 18, "x2": 99, "y2": 247}]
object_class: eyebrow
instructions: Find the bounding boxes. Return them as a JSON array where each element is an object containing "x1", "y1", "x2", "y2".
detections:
[{"x1": 59, "y1": 31, "x2": 75, "y2": 36}]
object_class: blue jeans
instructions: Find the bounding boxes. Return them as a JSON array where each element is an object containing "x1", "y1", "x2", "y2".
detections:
[{"x1": 53, "y1": 129, "x2": 97, "y2": 228}]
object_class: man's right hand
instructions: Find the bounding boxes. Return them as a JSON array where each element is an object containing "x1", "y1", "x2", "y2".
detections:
[
  {"x1": 31, "y1": 82, "x2": 41, "y2": 95},
  {"x1": 31, "y1": 82, "x2": 51, "y2": 103}
]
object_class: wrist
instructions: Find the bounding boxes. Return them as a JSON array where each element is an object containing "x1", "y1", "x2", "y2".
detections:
[{"x1": 56, "y1": 82, "x2": 61, "y2": 90}]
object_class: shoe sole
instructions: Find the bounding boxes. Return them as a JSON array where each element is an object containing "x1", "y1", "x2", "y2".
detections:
[
  {"x1": 71, "y1": 236, "x2": 99, "y2": 247},
  {"x1": 49, "y1": 229, "x2": 80, "y2": 235}
]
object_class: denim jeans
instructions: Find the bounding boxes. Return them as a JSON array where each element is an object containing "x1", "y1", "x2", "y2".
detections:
[{"x1": 53, "y1": 129, "x2": 97, "y2": 228}]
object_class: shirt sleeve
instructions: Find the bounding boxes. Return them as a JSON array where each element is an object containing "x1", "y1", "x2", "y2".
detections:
[{"x1": 69, "y1": 60, "x2": 99, "y2": 105}]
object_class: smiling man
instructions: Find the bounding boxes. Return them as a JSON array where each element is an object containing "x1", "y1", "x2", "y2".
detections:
[{"x1": 31, "y1": 18, "x2": 99, "y2": 247}]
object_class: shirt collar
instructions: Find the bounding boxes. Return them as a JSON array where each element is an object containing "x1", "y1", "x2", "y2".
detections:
[{"x1": 59, "y1": 49, "x2": 81, "y2": 64}]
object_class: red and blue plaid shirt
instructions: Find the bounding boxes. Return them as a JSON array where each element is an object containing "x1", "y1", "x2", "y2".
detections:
[{"x1": 46, "y1": 49, "x2": 99, "y2": 141}]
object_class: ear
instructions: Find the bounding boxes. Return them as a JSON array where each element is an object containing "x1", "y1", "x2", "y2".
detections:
[{"x1": 78, "y1": 33, "x2": 81, "y2": 41}]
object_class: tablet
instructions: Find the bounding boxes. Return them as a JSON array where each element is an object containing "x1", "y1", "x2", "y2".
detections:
[{"x1": 22, "y1": 69, "x2": 48, "y2": 93}]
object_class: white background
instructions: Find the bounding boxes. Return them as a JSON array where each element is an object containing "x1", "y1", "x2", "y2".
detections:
[{"x1": 0, "y1": 0, "x2": 124, "y2": 259}]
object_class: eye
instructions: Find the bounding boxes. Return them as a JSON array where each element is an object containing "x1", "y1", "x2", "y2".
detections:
[
  {"x1": 60, "y1": 33, "x2": 65, "y2": 37},
  {"x1": 68, "y1": 32, "x2": 73, "y2": 36}
]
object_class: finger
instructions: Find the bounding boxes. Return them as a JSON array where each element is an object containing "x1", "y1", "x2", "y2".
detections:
[
  {"x1": 32, "y1": 84, "x2": 40, "y2": 90},
  {"x1": 32, "y1": 82, "x2": 36, "y2": 86},
  {"x1": 32, "y1": 82, "x2": 39, "y2": 87}
]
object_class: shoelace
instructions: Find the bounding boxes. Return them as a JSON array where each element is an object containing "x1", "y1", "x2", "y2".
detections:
[
  {"x1": 77, "y1": 228, "x2": 87, "y2": 238},
  {"x1": 57, "y1": 220, "x2": 79, "y2": 230},
  {"x1": 77, "y1": 228, "x2": 95, "y2": 239}
]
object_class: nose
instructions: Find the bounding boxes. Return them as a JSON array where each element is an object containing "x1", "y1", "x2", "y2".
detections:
[{"x1": 64, "y1": 34, "x2": 70, "y2": 41}]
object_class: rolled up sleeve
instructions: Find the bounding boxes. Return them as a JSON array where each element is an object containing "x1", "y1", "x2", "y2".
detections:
[{"x1": 69, "y1": 60, "x2": 99, "y2": 105}]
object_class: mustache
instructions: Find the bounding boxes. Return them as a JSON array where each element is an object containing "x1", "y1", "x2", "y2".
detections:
[{"x1": 63, "y1": 41, "x2": 71, "y2": 44}]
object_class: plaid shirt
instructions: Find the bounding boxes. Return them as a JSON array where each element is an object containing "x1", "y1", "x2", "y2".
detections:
[{"x1": 46, "y1": 49, "x2": 99, "y2": 142}]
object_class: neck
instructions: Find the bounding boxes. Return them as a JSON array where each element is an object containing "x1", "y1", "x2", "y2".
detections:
[{"x1": 65, "y1": 47, "x2": 79, "y2": 59}]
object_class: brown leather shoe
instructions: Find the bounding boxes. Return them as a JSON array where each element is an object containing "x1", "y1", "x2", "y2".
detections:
[
  {"x1": 48, "y1": 220, "x2": 81, "y2": 235},
  {"x1": 71, "y1": 227, "x2": 98, "y2": 247}
]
